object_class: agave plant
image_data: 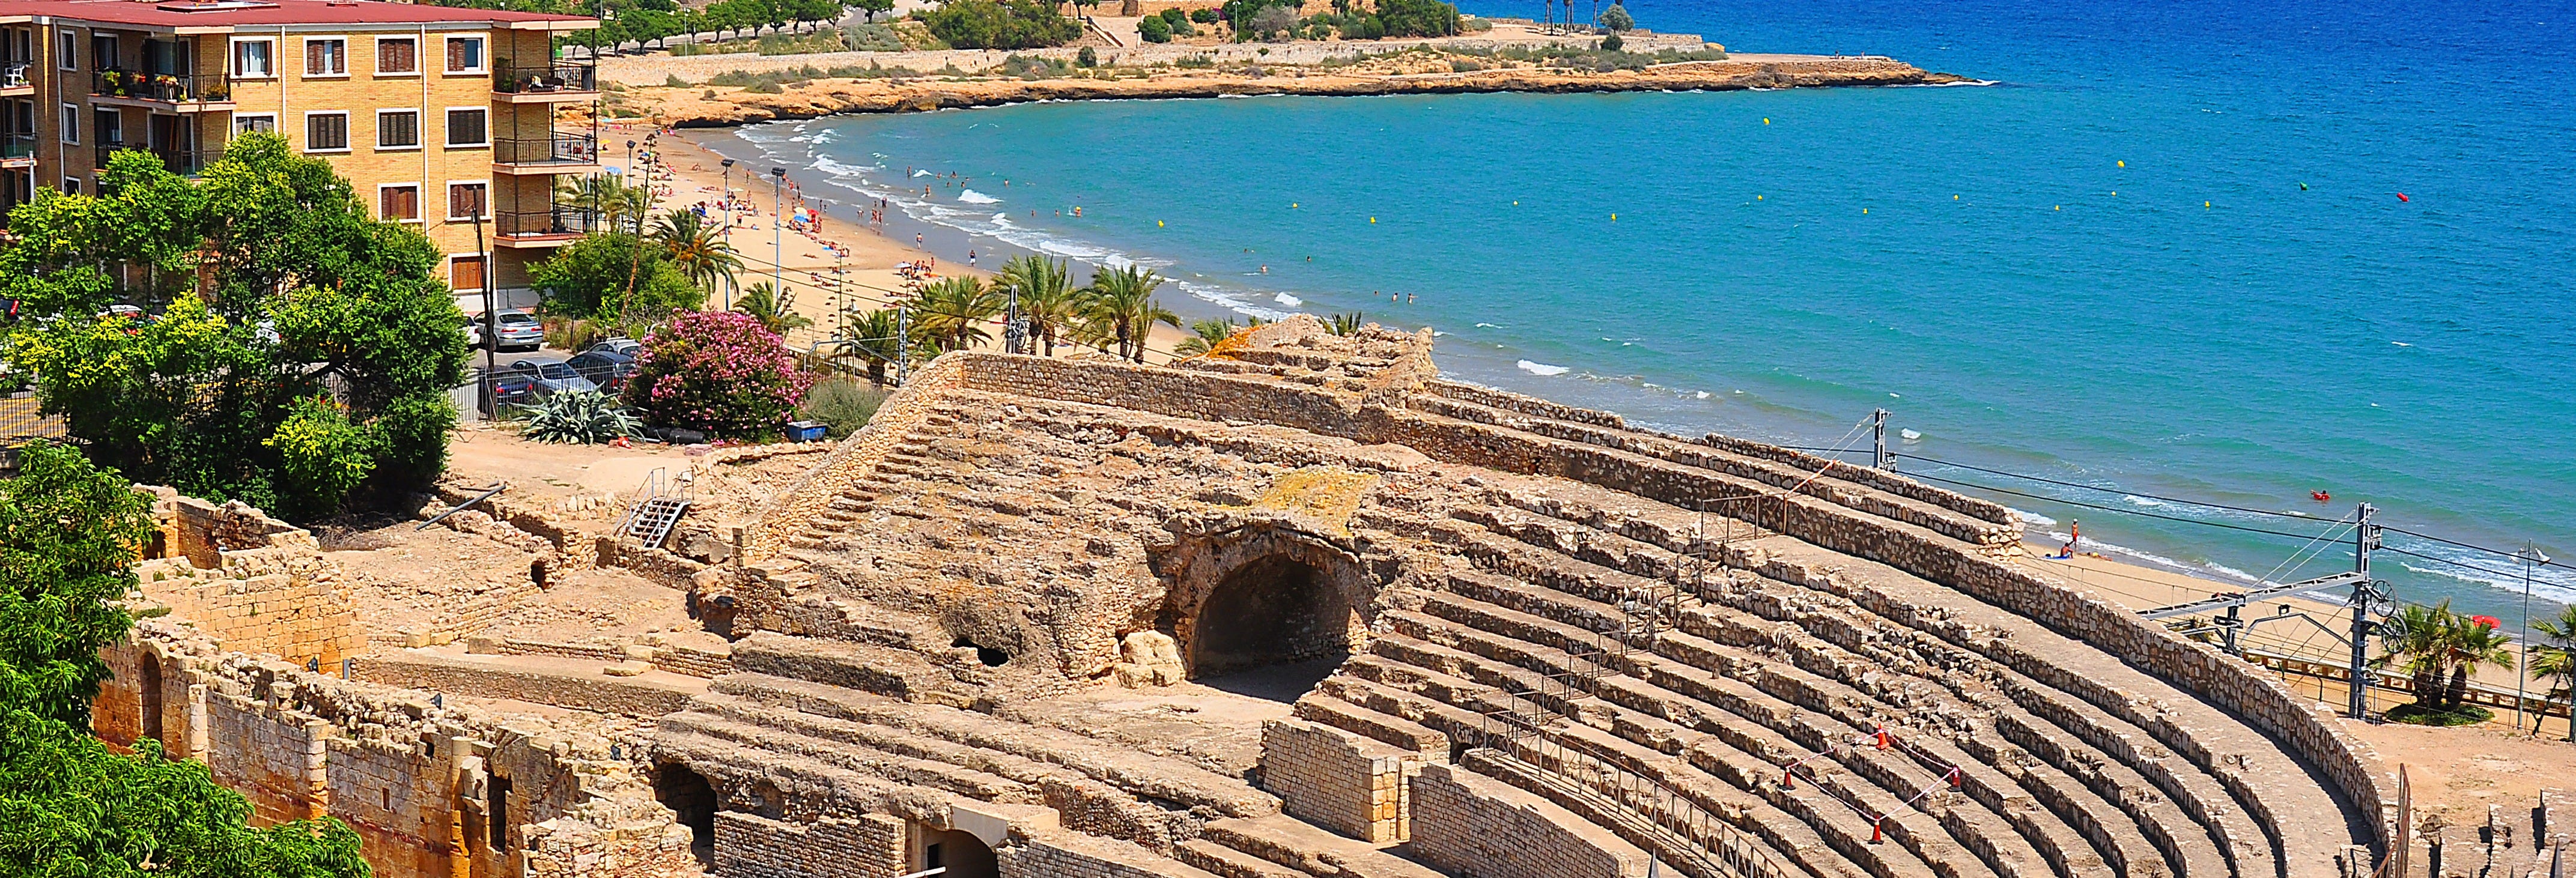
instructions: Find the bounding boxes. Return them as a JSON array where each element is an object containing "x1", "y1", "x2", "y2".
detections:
[{"x1": 518, "y1": 389, "x2": 642, "y2": 444}]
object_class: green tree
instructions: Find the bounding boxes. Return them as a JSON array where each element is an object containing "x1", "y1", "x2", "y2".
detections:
[
  {"x1": 0, "y1": 441, "x2": 370, "y2": 876},
  {"x1": 527, "y1": 232, "x2": 706, "y2": 322},
  {"x1": 1138, "y1": 14, "x2": 1172, "y2": 42},
  {"x1": 1173, "y1": 317, "x2": 1244, "y2": 357},
  {"x1": 917, "y1": 0, "x2": 1079, "y2": 49},
  {"x1": 994, "y1": 255, "x2": 1084, "y2": 356},
  {"x1": 1599, "y1": 2, "x2": 1633, "y2": 32},
  {"x1": 1373, "y1": 0, "x2": 1458, "y2": 37},
  {"x1": 854, "y1": 0, "x2": 895, "y2": 20},
  {"x1": 734, "y1": 281, "x2": 813, "y2": 335},
  {"x1": 838, "y1": 308, "x2": 911, "y2": 386},
  {"x1": 2441, "y1": 613, "x2": 2516, "y2": 709},
  {"x1": 1080, "y1": 265, "x2": 1177, "y2": 363},
  {"x1": 913, "y1": 275, "x2": 1002, "y2": 353},
  {"x1": 556, "y1": 173, "x2": 652, "y2": 234},
  {"x1": 0, "y1": 136, "x2": 466, "y2": 521},
  {"x1": 2374, "y1": 599, "x2": 2518, "y2": 721},
  {"x1": 651, "y1": 210, "x2": 744, "y2": 295},
  {"x1": 2532, "y1": 603, "x2": 2576, "y2": 741}
]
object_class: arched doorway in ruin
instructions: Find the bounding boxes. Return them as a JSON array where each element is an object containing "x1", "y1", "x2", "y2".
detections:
[
  {"x1": 652, "y1": 762, "x2": 717, "y2": 865},
  {"x1": 914, "y1": 826, "x2": 998, "y2": 878},
  {"x1": 1156, "y1": 525, "x2": 1375, "y2": 699}
]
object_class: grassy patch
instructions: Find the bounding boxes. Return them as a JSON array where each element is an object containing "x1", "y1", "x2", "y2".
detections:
[{"x1": 2385, "y1": 701, "x2": 2495, "y2": 727}]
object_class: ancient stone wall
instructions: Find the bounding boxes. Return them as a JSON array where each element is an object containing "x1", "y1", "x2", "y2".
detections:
[
  {"x1": 995, "y1": 832, "x2": 1215, "y2": 878},
  {"x1": 1258, "y1": 718, "x2": 1416, "y2": 843},
  {"x1": 747, "y1": 354, "x2": 970, "y2": 562},
  {"x1": 711, "y1": 812, "x2": 907, "y2": 878},
  {"x1": 1409, "y1": 763, "x2": 1650, "y2": 878},
  {"x1": 94, "y1": 619, "x2": 697, "y2": 878},
  {"x1": 133, "y1": 490, "x2": 360, "y2": 668}
]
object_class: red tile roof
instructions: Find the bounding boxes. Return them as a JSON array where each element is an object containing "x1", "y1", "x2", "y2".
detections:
[{"x1": 0, "y1": 0, "x2": 595, "y2": 28}]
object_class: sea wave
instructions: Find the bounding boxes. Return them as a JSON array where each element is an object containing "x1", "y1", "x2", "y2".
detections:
[
  {"x1": 1275, "y1": 292, "x2": 1302, "y2": 307},
  {"x1": 958, "y1": 189, "x2": 1001, "y2": 204},
  {"x1": 1518, "y1": 360, "x2": 1571, "y2": 377}
]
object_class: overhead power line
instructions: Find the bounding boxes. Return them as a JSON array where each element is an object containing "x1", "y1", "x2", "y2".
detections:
[
  {"x1": 2383, "y1": 526, "x2": 2567, "y2": 571},
  {"x1": 1893, "y1": 470, "x2": 2345, "y2": 543},
  {"x1": 1893, "y1": 452, "x2": 2315, "y2": 521}
]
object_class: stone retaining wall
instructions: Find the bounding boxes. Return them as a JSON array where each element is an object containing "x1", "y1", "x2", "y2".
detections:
[
  {"x1": 94, "y1": 619, "x2": 698, "y2": 878},
  {"x1": 747, "y1": 353, "x2": 968, "y2": 562},
  {"x1": 1410, "y1": 762, "x2": 1650, "y2": 878},
  {"x1": 712, "y1": 811, "x2": 907, "y2": 878},
  {"x1": 352, "y1": 653, "x2": 702, "y2": 718},
  {"x1": 132, "y1": 489, "x2": 360, "y2": 668},
  {"x1": 1257, "y1": 718, "x2": 1415, "y2": 843}
]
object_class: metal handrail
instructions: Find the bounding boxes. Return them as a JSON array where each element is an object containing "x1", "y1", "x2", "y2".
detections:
[
  {"x1": 1472, "y1": 713, "x2": 1797, "y2": 878},
  {"x1": 492, "y1": 206, "x2": 600, "y2": 238},
  {"x1": 2, "y1": 62, "x2": 29, "y2": 88},
  {"x1": 492, "y1": 61, "x2": 595, "y2": 94},
  {"x1": 0, "y1": 131, "x2": 34, "y2": 160},
  {"x1": 491, "y1": 132, "x2": 599, "y2": 166},
  {"x1": 93, "y1": 68, "x2": 227, "y2": 103}
]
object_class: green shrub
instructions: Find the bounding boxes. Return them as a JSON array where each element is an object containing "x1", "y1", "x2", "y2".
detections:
[
  {"x1": 843, "y1": 23, "x2": 908, "y2": 51},
  {"x1": 1078, "y1": 46, "x2": 1098, "y2": 67},
  {"x1": 1373, "y1": 0, "x2": 1458, "y2": 37},
  {"x1": 1600, "y1": 4, "x2": 1633, "y2": 32},
  {"x1": 518, "y1": 389, "x2": 642, "y2": 444},
  {"x1": 1138, "y1": 14, "x2": 1171, "y2": 42},
  {"x1": 1189, "y1": 7, "x2": 1218, "y2": 23},
  {"x1": 1176, "y1": 53, "x2": 1215, "y2": 68},
  {"x1": 744, "y1": 79, "x2": 783, "y2": 93},
  {"x1": 664, "y1": 74, "x2": 690, "y2": 87},
  {"x1": 999, "y1": 53, "x2": 1069, "y2": 79},
  {"x1": 800, "y1": 378, "x2": 890, "y2": 437},
  {"x1": 263, "y1": 398, "x2": 377, "y2": 522},
  {"x1": 919, "y1": 0, "x2": 1080, "y2": 49},
  {"x1": 1601, "y1": 33, "x2": 1622, "y2": 51}
]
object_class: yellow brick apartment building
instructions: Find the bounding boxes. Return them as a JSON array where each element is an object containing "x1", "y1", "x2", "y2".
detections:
[{"x1": 0, "y1": 0, "x2": 599, "y2": 311}]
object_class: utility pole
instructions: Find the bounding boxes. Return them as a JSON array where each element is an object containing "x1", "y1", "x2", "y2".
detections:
[
  {"x1": 2518, "y1": 545, "x2": 2549, "y2": 732},
  {"x1": 1003, "y1": 283, "x2": 1022, "y2": 354},
  {"x1": 472, "y1": 203, "x2": 493, "y2": 419},
  {"x1": 2348, "y1": 503, "x2": 2381, "y2": 718},
  {"x1": 895, "y1": 305, "x2": 909, "y2": 385},
  {"x1": 768, "y1": 166, "x2": 786, "y2": 313},
  {"x1": 1872, "y1": 408, "x2": 1892, "y2": 470}
]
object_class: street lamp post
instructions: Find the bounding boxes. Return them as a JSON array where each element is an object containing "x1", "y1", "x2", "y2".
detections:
[
  {"x1": 770, "y1": 166, "x2": 786, "y2": 312},
  {"x1": 2518, "y1": 545, "x2": 2551, "y2": 733}
]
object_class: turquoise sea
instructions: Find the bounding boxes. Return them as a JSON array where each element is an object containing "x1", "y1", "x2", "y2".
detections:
[{"x1": 711, "y1": 0, "x2": 2576, "y2": 620}]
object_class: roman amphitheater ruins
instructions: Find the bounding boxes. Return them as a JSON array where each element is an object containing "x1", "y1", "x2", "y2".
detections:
[{"x1": 93, "y1": 316, "x2": 2435, "y2": 878}]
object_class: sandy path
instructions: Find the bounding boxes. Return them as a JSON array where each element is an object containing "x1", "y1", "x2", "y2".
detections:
[{"x1": 632, "y1": 127, "x2": 1197, "y2": 367}]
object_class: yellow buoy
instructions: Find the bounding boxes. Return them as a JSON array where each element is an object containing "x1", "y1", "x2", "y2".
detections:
[
  {"x1": 1370, "y1": 217, "x2": 1377, "y2": 223},
  {"x1": 2205, "y1": 201, "x2": 2211, "y2": 208},
  {"x1": 1156, "y1": 220, "x2": 1165, "y2": 227},
  {"x1": 2117, "y1": 160, "x2": 2125, "y2": 168},
  {"x1": 1512, "y1": 201, "x2": 1519, "y2": 206},
  {"x1": 2110, "y1": 191, "x2": 2117, "y2": 196},
  {"x1": 1611, "y1": 213, "x2": 1617, "y2": 221},
  {"x1": 2054, "y1": 205, "x2": 2061, "y2": 211},
  {"x1": 1862, "y1": 208, "x2": 1869, "y2": 214},
  {"x1": 1763, "y1": 118, "x2": 1770, "y2": 125},
  {"x1": 1757, "y1": 195, "x2": 1764, "y2": 200},
  {"x1": 1290, "y1": 202, "x2": 1298, "y2": 208},
  {"x1": 1954, "y1": 195, "x2": 1960, "y2": 201}
]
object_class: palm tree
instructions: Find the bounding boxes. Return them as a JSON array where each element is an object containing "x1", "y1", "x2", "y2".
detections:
[
  {"x1": 1173, "y1": 316, "x2": 1263, "y2": 357},
  {"x1": 2528, "y1": 604, "x2": 2576, "y2": 740},
  {"x1": 652, "y1": 210, "x2": 743, "y2": 294},
  {"x1": 2441, "y1": 611, "x2": 2516, "y2": 710},
  {"x1": 559, "y1": 173, "x2": 651, "y2": 232},
  {"x1": 839, "y1": 308, "x2": 909, "y2": 386},
  {"x1": 735, "y1": 282, "x2": 812, "y2": 335},
  {"x1": 914, "y1": 275, "x2": 1003, "y2": 353},
  {"x1": 1081, "y1": 265, "x2": 1179, "y2": 363},
  {"x1": 2374, "y1": 601, "x2": 2452, "y2": 707},
  {"x1": 996, "y1": 255, "x2": 1084, "y2": 356}
]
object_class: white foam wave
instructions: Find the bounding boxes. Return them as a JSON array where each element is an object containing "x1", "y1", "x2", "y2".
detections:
[
  {"x1": 1274, "y1": 292, "x2": 1302, "y2": 307},
  {"x1": 1517, "y1": 360, "x2": 1571, "y2": 377},
  {"x1": 911, "y1": 169, "x2": 933, "y2": 178},
  {"x1": 1474, "y1": 322, "x2": 1502, "y2": 328},
  {"x1": 1696, "y1": 391, "x2": 1712, "y2": 399},
  {"x1": 957, "y1": 189, "x2": 1001, "y2": 204}
]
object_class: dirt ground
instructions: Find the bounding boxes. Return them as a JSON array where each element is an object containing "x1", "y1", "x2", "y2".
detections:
[{"x1": 2348, "y1": 719, "x2": 2573, "y2": 840}]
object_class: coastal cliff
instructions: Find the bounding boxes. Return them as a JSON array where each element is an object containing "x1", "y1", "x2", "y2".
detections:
[{"x1": 623, "y1": 56, "x2": 1962, "y2": 127}]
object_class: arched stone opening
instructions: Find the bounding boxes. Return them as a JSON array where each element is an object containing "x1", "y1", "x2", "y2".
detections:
[
  {"x1": 1191, "y1": 554, "x2": 1352, "y2": 678},
  {"x1": 914, "y1": 826, "x2": 998, "y2": 878},
  {"x1": 652, "y1": 762, "x2": 717, "y2": 865},
  {"x1": 136, "y1": 651, "x2": 163, "y2": 748}
]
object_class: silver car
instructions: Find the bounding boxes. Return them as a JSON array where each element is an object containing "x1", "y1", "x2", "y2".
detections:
[
  {"x1": 488, "y1": 312, "x2": 544, "y2": 351},
  {"x1": 508, "y1": 359, "x2": 598, "y2": 399}
]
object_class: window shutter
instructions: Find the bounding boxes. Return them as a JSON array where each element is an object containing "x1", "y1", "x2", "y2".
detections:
[
  {"x1": 451, "y1": 256, "x2": 483, "y2": 292},
  {"x1": 446, "y1": 38, "x2": 466, "y2": 71},
  {"x1": 380, "y1": 39, "x2": 413, "y2": 74},
  {"x1": 306, "y1": 40, "x2": 322, "y2": 75}
]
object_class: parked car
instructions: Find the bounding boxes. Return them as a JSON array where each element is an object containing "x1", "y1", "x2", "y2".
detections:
[
  {"x1": 586, "y1": 336, "x2": 643, "y2": 358},
  {"x1": 509, "y1": 359, "x2": 597, "y2": 399},
  {"x1": 564, "y1": 349, "x2": 636, "y2": 392},
  {"x1": 488, "y1": 312, "x2": 543, "y2": 351},
  {"x1": 487, "y1": 368, "x2": 539, "y2": 410},
  {"x1": 461, "y1": 315, "x2": 482, "y2": 349}
]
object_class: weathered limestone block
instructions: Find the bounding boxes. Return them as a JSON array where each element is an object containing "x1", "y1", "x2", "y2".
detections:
[{"x1": 1111, "y1": 631, "x2": 1184, "y2": 689}]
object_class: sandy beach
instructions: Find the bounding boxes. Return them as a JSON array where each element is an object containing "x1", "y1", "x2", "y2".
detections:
[{"x1": 622, "y1": 124, "x2": 1198, "y2": 367}]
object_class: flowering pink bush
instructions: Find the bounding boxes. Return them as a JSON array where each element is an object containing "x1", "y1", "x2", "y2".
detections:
[{"x1": 620, "y1": 310, "x2": 817, "y2": 439}]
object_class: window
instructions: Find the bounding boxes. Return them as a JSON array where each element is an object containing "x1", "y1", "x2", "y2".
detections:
[
  {"x1": 379, "y1": 184, "x2": 419, "y2": 222},
  {"x1": 377, "y1": 109, "x2": 419, "y2": 149},
  {"x1": 234, "y1": 113, "x2": 276, "y2": 135},
  {"x1": 376, "y1": 37, "x2": 416, "y2": 75},
  {"x1": 444, "y1": 108, "x2": 486, "y2": 147},
  {"x1": 56, "y1": 102, "x2": 74, "y2": 144},
  {"x1": 443, "y1": 36, "x2": 482, "y2": 73},
  {"x1": 449, "y1": 255, "x2": 484, "y2": 292},
  {"x1": 91, "y1": 35, "x2": 115, "y2": 72},
  {"x1": 304, "y1": 38, "x2": 345, "y2": 77},
  {"x1": 447, "y1": 182, "x2": 485, "y2": 220},
  {"x1": 61, "y1": 176, "x2": 77, "y2": 195},
  {"x1": 55, "y1": 31, "x2": 73, "y2": 71},
  {"x1": 232, "y1": 38, "x2": 273, "y2": 79},
  {"x1": 304, "y1": 112, "x2": 348, "y2": 152},
  {"x1": 94, "y1": 109, "x2": 120, "y2": 147}
]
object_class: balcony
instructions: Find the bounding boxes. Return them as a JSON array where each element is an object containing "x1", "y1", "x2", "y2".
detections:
[
  {"x1": 0, "y1": 132, "x2": 32, "y2": 168},
  {"x1": 93, "y1": 142, "x2": 223, "y2": 176},
  {"x1": 492, "y1": 62, "x2": 597, "y2": 101},
  {"x1": 0, "y1": 62, "x2": 31, "y2": 94},
  {"x1": 492, "y1": 206, "x2": 599, "y2": 247},
  {"x1": 491, "y1": 132, "x2": 601, "y2": 174},
  {"x1": 91, "y1": 70, "x2": 233, "y2": 111}
]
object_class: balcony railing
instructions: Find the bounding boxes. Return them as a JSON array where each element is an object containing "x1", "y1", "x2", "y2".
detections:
[
  {"x1": 492, "y1": 132, "x2": 600, "y2": 166},
  {"x1": 93, "y1": 142, "x2": 223, "y2": 175},
  {"x1": 493, "y1": 62, "x2": 595, "y2": 94},
  {"x1": 2, "y1": 62, "x2": 31, "y2": 88},
  {"x1": 1, "y1": 132, "x2": 33, "y2": 161},
  {"x1": 93, "y1": 70, "x2": 228, "y2": 103},
  {"x1": 494, "y1": 206, "x2": 600, "y2": 239}
]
